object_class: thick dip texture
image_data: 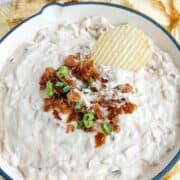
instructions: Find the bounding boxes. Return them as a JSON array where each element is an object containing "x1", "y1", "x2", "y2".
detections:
[{"x1": 0, "y1": 17, "x2": 179, "y2": 180}]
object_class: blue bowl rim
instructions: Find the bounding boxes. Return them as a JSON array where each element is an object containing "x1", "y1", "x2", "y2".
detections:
[{"x1": 0, "y1": 2, "x2": 179, "y2": 180}]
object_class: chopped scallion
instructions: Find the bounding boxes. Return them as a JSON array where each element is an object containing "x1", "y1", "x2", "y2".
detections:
[
  {"x1": 82, "y1": 112, "x2": 94, "y2": 128},
  {"x1": 75, "y1": 102, "x2": 82, "y2": 110},
  {"x1": 56, "y1": 66, "x2": 69, "y2": 78},
  {"x1": 86, "y1": 78, "x2": 93, "y2": 88},
  {"x1": 77, "y1": 121, "x2": 84, "y2": 129},
  {"x1": 83, "y1": 112, "x2": 94, "y2": 121},
  {"x1": 101, "y1": 122, "x2": 112, "y2": 136},
  {"x1": 55, "y1": 81, "x2": 65, "y2": 88},
  {"x1": 62, "y1": 85, "x2": 70, "y2": 93},
  {"x1": 84, "y1": 119, "x2": 94, "y2": 128},
  {"x1": 46, "y1": 81, "x2": 54, "y2": 97}
]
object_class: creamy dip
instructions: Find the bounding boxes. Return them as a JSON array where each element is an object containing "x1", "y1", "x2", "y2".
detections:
[{"x1": 0, "y1": 17, "x2": 179, "y2": 180}]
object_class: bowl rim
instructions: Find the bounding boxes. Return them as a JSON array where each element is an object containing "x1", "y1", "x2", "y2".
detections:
[{"x1": 0, "y1": 2, "x2": 179, "y2": 180}]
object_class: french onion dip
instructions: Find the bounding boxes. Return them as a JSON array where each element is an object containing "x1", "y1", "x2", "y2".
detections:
[{"x1": 0, "y1": 17, "x2": 179, "y2": 180}]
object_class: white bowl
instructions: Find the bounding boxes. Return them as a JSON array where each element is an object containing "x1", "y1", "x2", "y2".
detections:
[{"x1": 0, "y1": 2, "x2": 179, "y2": 180}]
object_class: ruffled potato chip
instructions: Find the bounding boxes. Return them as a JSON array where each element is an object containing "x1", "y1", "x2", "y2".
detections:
[
  {"x1": 5, "y1": 0, "x2": 49, "y2": 28},
  {"x1": 170, "y1": 173, "x2": 180, "y2": 180},
  {"x1": 0, "y1": 19, "x2": 9, "y2": 37},
  {"x1": 160, "y1": 0, "x2": 171, "y2": 14},
  {"x1": 151, "y1": 0, "x2": 166, "y2": 12},
  {"x1": 12, "y1": 0, "x2": 46, "y2": 19},
  {"x1": 128, "y1": 0, "x2": 170, "y2": 27},
  {"x1": 0, "y1": 3, "x2": 13, "y2": 37},
  {"x1": 93, "y1": 25, "x2": 152, "y2": 71},
  {"x1": 173, "y1": 0, "x2": 180, "y2": 14},
  {"x1": 166, "y1": 0, "x2": 180, "y2": 31},
  {"x1": 0, "y1": 3, "x2": 13, "y2": 21}
]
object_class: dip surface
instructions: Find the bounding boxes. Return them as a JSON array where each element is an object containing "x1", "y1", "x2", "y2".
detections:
[{"x1": 0, "y1": 17, "x2": 179, "y2": 180}]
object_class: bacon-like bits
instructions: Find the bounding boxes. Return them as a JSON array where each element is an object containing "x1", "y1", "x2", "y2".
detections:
[
  {"x1": 100, "y1": 99, "x2": 121, "y2": 109},
  {"x1": 112, "y1": 124, "x2": 120, "y2": 133},
  {"x1": 92, "y1": 103, "x2": 104, "y2": 120},
  {"x1": 53, "y1": 99, "x2": 71, "y2": 113},
  {"x1": 44, "y1": 98, "x2": 54, "y2": 112},
  {"x1": 67, "y1": 90, "x2": 81, "y2": 103},
  {"x1": 115, "y1": 83, "x2": 133, "y2": 93},
  {"x1": 122, "y1": 102, "x2": 137, "y2": 114},
  {"x1": 54, "y1": 87, "x2": 62, "y2": 98},
  {"x1": 78, "y1": 59, "x2": 100, "y2": 81},
  {"x1": 67, "y1": 110, "x2": 79, "y2": 123},
  {"x1": 64, "y1": 78, "x2": 76, "y2": 87},
  {"x1": 53, "y1": 110, "x2": 61, "y2": 120},
  {"x1": 64, "y1": 55, "x2": 79, "y2": 68},
  {"x1": 65, "y1": 56, "x2": 100, "y2": 81},
  {"x1": 39, "y1": 67, "x2": 55, "y2": 90},
  {"x1": 107, "y1": 102, "x2": 137, "y2": 120},
  {"x1": 111, "y1": 116, "x2": 119, "y2": 124},
  {"x1": 108, "y1": 107, "x2": 123, "y2": 120},
  {"x1": 95, "y1": 132, "x2": 106, "y2": 147},
  {"x1": 40, "y1": 54, "x2": 137, "y2": 148}
]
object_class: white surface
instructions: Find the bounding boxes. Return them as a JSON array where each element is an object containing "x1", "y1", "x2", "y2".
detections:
[{"x1": 0, "y1": 3, "x2": 179, "y2": 180}]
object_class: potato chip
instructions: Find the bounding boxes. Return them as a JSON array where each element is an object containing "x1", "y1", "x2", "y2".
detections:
[
  {"x1": 160, "y1": 0, "x2": 171, "y2": 14},
  {"x1": 171, "y1": 21, "x2": 180, "y2": 43},
  {"x1": 4, "y1": 0, "x2": 47, "y2": 29},
  {"x1": 0, "y1": 3, "x2": 13, "y2": 20},
  {"x1": 170, "y1": 173, "x2": 180, "y2": 180},
  {"x1": 93, "y1": 25, "x2": 152, "y2": 71},
  {"x1": 128, "y1": 0, "x2": 170, "y2": 27},
  {"x1": 12, "y1": 0, "x2": 46, "y2": 19},
  {"x1": 0, "y1": 3, "x2": 13, "y2": 37},
  {"x1": 151, "y1": 0, "x2": 166, "y2": 12},
  {"x1": 0, "y1": 20, "x2": 9, "y2": 38},
  {"x1": 173, "y1": 0, "x2": 180, "y2": 14}
]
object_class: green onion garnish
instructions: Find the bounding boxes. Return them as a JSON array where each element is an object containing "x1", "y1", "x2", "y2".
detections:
[
  {"x1": 84, "y1": 120, "x2": 94, "y2": 128},
  {"x1": 55, "y1": 81, "x2": 70, "y2": 93},
  {"x1": 77, "y1": 121, "x2": 84, "y2": 129},
  {"x1": 56, "y1": 66, "x2": 69, "y2": 78},
  {"x1": 62, "y1": 85, "x2": 70, "y2": 93},
  {"x1": 86, "y1": 78, "x2": 93, "y2": 88},
  {"x1": 75, "y1": 102, "x2": 82, "y2": 110},
  {"x1": 55, "y1": 81, "x2": 65, "y2": 87},
  {"x1": 83, "y1": 112, "x2": 94, "y2": 121},
  {"x1": 101, "y1": 122, "x2": 112, "y2": 136},
  {"x1": 46, "y1": 81, "x2": 54, "y2": 97},
  {"x1": 82, "y1": 112, "x2": 94, "y2": 128}
]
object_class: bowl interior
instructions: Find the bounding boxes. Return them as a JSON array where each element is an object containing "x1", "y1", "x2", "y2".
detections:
[{"x1": 0, "y1": 3, "x2": 179, "y2": 180}]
